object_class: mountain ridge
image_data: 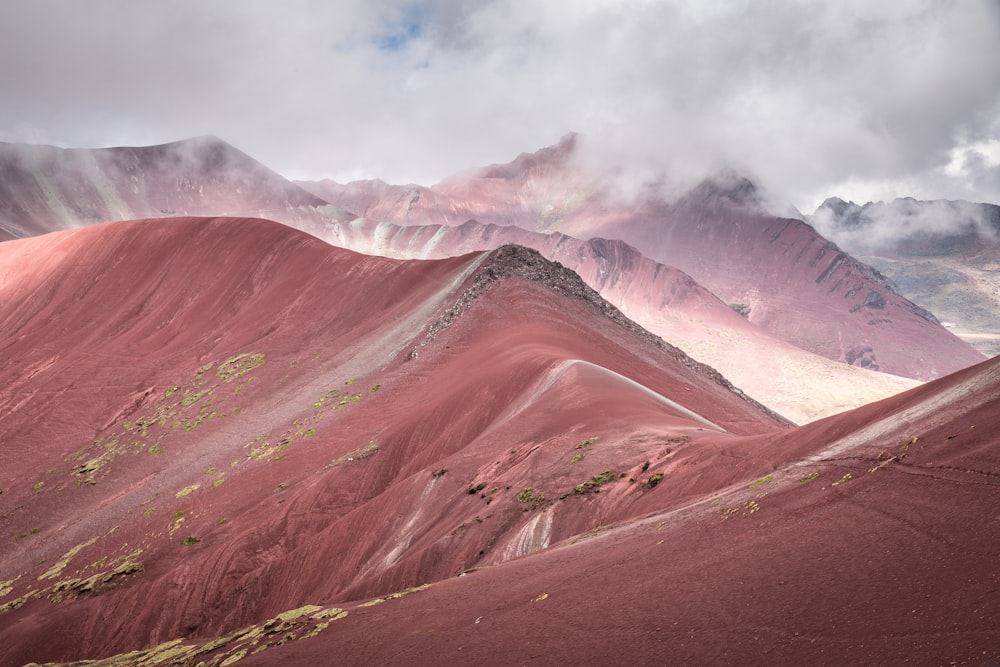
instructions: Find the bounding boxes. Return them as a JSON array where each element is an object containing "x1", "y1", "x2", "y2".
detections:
[
  {"x1": 0, "y1": 136, "x2": 330, "y2": 239},
  {"x1": 0, "y1": 215, "x2": 792, "y2": 663},
  {"x1": 301, "y1": 138, "x2": 985, "y2": 380}
]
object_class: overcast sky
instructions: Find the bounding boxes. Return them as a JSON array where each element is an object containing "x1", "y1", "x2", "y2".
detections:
[{"x1": 1, "y1": 0, "x2": 999, "y2": 211}]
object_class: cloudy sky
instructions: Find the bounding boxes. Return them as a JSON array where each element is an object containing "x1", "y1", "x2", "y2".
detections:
[{"x1": 1, "y1": 0, "x2": 999, "y2": 211}]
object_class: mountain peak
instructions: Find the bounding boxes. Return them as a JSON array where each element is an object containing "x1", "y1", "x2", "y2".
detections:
[{"x1": 473, "y1": 133, "x2": 579, "y2": 180}]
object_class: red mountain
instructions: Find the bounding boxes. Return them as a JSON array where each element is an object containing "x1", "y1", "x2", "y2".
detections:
[
  {"x1": 245, "y1": 351, "x2": 1000, "y2": 667},
  {"x1": 1, "y1": 216, "x2": 997, "y2": 665},
  {"x1": 326, "y1": 216, "x2": 919, "y2": 424},
  {"x1": 0, "y1": 216, "x2": 785, "y2": 664},
  {"x1": 0, "y1": 135, "x2": 918, "y2": 423},
  {"x1": 302, "y1": 136, "x2": 985, "y2": 381},
  {"x1": 812, "y1": 196, "x2": 1000, "y2": 357},
  {"x1": 0, "y1": 136, "x2": 332, "y2": 239}
]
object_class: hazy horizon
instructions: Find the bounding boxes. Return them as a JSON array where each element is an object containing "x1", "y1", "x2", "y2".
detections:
[{"x1": 2, "y1": 1, "x2": 999, "y2": 212}]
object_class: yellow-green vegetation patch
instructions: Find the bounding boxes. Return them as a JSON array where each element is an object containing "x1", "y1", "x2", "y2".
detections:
[
  {"x1": 303, "y1": 607, "x2": 348, "y2": 638},
  {"x1": 204, "y1": 465, "x2": 226, "y2": 488},
  {"x1": 244, "y1": 431, "x2": 282, "y2": 462},
  {"x1": 6, "y1": 548, "x2": 145, "y2": 612},
  {"x1": 179, "y1": 390, "x2": 205, "y2": 407},
  {"x1": 220, "y1": 648, "x2": 248, "y2": 665},
  {"x1": 0, "y1": 589, "x2": 41, "y2": 614},
  {"x1": 67, "y1": 353, "x2": 264, "y2": 484},
  {"x1": 831, "y1": 472, "x2": 853, "y2": 486},
  {"x1": 573, "y1": 437, "x2": 597, "y2": 450},
  {"x1": 38, "y1": 536, "x2": 99, "y2": 581},
  {"x1": 235, "y1": 378, "x2": 379, "y2": 467},
  {"x1": 717, "y1": 498, "x2": 763, "y2": 519},
  {"x1": 748, "y1": 475, "x2": 773, "y2": 489},
  {"x1": 359, "y1": 583, "x2": 431, "y2": 607},
  {"x1": 175, "y1": 484, "x2": 200, "y2": 498},
  {"x1": 169, "y1": 511, "x2": 185, "y2": 535},
  {"x1": 799, "y1": 472, "x2": 820, "y2": 482},
  {"x1": 0, "y1": 577, "x2": 19, "y2": 598},
  {"x1": 48, "y1": 559, "x2": 144, "y2": 602},
  {"x1": 276, "y1": 605, "x2": 324, "y2": 621},
  {"x1": 515, "y1": 487, "x2": 545, "y2": 504},
  {"x1": 22, "y1": 602, "x2": 350, "y2": 666},
  {"x1": 217, "y1": 352, "x2": 266, "y2": 383},
  {"x1": 572, "y1": 470, "x2": 618, "y2": 495},
  {"x1": 310, "y1": 387, "x2": 366, "y2": 410}
]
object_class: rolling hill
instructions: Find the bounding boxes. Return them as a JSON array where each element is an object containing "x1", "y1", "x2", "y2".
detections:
[
  {"x1": 1, "y1": 216, "x2": 997, "y2": 665},
  {"x1": 0, "y1": 215, "x2": 787, "y2": 664},
  {"x1": 323, "y1": 216, "x2": 921, "y2": 424},
  {"x1": 302, "y1": 135, "x2": 986, "y2": 381}
]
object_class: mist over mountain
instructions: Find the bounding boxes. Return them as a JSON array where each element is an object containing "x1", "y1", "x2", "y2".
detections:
[
  {"x1": 811, "y1": 196, "x2": 1000, "y2": 355},
  {"x1": 0, "y1": 134, "x2": 939, "y2": 424},
  {"x1": 811, "y1": 196, "x2": 1000, "y2": 256},
  {"x1": 303, "y1": 136, "x2": 985, "y2": 384},
  {"x1": 1, "y1": 132, "x2": 998, "y2": 665},
  {"x1": 0, "y1": 136, "x2": 329, "y2": 239},
  {"x1": 2, "y1": 0, "x2": 1000, "y2": 662}
]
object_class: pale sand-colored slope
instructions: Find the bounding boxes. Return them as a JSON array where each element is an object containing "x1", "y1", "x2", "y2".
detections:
[{"x1": 639, "y1": 310, "x2": 921, "y2": 424}]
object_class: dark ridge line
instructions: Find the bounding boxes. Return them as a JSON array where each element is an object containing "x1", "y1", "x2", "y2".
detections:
[{"x1": 422, "y1": 243, "x2": 794, "y2": 427}]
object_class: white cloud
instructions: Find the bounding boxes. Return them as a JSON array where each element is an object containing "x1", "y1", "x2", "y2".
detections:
[{"x1": 0, "y1": 0, "x2": 998, "y2": 210}]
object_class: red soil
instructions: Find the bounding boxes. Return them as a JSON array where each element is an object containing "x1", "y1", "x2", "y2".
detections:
[
  {"x1": 1, "y1": 216, "x2": 997, "y2": 665},
  {"x1": 303, "y1": 137, "x2": 985, "y2": 381},
  {"x1": 0, "y1": 135, "x2": 938, "y2": 421},
  {"x1": 324, "y1": 216, "x2": 921, "y2": 424},
  {"x1": 244, "y1": 351, "x2": 1000, "y2": 665},
  {"x1": 0, "y1": 216, "x2": 789, "y2": 664}
]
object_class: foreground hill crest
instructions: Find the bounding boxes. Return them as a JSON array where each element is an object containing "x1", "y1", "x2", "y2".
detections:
[{"x1": 424, "y1": 243, "x2": 789, "y2": 425}]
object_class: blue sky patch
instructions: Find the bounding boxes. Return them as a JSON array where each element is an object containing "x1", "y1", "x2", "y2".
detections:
[{"x1": 375, "y1": 7, "x2": 424, "y2": 53}]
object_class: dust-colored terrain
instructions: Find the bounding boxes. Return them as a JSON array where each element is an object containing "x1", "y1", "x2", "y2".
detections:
[{"x1": 1, "y1": 217, "x2": 997, "y2": 665}]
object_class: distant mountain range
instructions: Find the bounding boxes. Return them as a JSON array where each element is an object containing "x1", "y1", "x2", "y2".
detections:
[
  {"x1": 811, "y1": 196, "x2": 1000, "y2": 356},
  {"x1": 1, "y1": 135, "x2": 964, "y2": 422},
  {"x1": 1, "y1": 135, "x2": 998, "y2": 664}
]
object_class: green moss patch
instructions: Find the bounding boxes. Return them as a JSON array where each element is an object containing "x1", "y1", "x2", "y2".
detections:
[{"x1": 573, "y1": 470, "x2": 617, "y2": 495}]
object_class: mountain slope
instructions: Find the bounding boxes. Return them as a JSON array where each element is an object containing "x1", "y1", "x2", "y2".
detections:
[
  {"x1": 325, "y1": 216, "x2": 920, "y2": 424},
  {"x1": 0, "y1": 135, "x2": 934, "y2": 421},
  {"x1": 0, "y1": 136, "x2": 332, "y2": 239},
  {"x1": 303, "y1": 138, "x2": 985, "y2": 380},
  {"x1": 3, "y1": 216, "x2": 998, "y2": 665},
  {"x1": 0, "y1": 216, "x2": 787, "y2": 664},
  {"x1": 242, "y1": 351, "x2": 1000, "y2": 666},
  {"x1": 812, "y1": 196, "x2": 1000, "y2": 357}
]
